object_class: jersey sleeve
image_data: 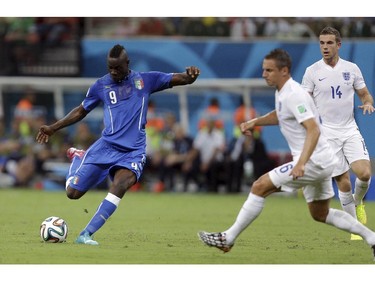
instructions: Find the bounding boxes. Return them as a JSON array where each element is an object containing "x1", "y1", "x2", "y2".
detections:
[
  {"x1": 289, "y1": 90, "x2": 315, "y2": 124},
  {"x1": 301, "y1": 67, "x2": 315, "y2": 94},
  {"x1": 82, "y1": 80, "x2": 102, "y2": 112},
  {"x1": 143, "y1": 71, "x2": 173, "y2": 93},
  {"x1": 353, "y1": 63, "x2": 366, "y2": 91}
]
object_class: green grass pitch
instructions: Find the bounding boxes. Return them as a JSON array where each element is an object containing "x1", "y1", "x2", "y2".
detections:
[{"x1": 0, "y1": 188, "x2": 374, "y2": 266}]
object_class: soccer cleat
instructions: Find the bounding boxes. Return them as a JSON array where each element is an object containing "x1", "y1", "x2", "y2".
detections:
[
  {"x1": 75, "y1": 232, "x2": 99, "y2": 245},
  {"x1": 350, "y1": 233, "x2": 363, "y2": 241},
  {"x1": 372, "y1": 245, "x2": 375, "y2": 262},
  {"x1": 356, "y1": 204, "x2": 367, "y2": 225},
  {"x1": 66, "y1": 147, "x2": 85, "y2": 161},
  {"x1": 197, "y1": 231, "x2": 233, "y2": 253}
]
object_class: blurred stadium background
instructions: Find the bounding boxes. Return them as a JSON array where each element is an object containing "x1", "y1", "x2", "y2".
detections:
[{"x1": 0, "y1": 17, "x2": 374, "y2": 198}]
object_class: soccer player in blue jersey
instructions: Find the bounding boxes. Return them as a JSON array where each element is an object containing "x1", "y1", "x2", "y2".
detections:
[{"x1": 36, "y1": 44, "x2": 200, "y2": 245}]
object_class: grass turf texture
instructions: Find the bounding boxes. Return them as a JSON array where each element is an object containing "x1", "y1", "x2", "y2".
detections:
[{"x1": 1, "y1": 188, "x2": 374, "y2": 264}]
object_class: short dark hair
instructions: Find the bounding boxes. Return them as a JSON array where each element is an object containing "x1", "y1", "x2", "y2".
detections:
[
  {"x1": 264, "y1": 48, "x2": 292, "y2": 72},
  {"x1": 320, "y1": 26, "x2": 341, "y2": 43},
  {"x1": 109, "y1": 44, "x2": 126, "y2": 58}
]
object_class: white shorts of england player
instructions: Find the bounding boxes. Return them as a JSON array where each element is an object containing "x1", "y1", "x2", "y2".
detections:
[
  {"x1": 327, "y1": 132, "x2": 370, "y2": 177},
  {"x1": 269, "y1": 160, "x2": 335, "y2": 203}
]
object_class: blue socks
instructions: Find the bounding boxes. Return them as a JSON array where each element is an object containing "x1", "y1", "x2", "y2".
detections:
[{"x1": 80, "y1": 193, "x2": 121, "y2": 236}]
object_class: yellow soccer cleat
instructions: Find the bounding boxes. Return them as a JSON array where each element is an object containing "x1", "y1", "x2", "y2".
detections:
[
  {"x1": 350, "y1": 234, "x2": 363, "y2": 241},
  {"x1": 356, "y1": 204, "x2": 367, "y2": 225}
]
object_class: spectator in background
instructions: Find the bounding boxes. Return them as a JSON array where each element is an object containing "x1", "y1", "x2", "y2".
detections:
[
  {"x1": 347, "y1": 18, "x2": 373, "y2": 37},
  {"x1": 226, "y1": 98, "x2": 275, "y2": 193},
  {"x1": 184, "y1": 117, "x2": 226, "y2": 193},
  {"x1": 0, "y1": 152, "x2": 36, "y2": 187},
  {"x1": 0, "y1": 118, "x2": 36, "y2": 187},
  {"x1": 143, "y1": 100, "x2": 165, "y2": 190},
  {"x1": 137, "y1": 18, "x2": 165, "y2": 36},
  {"x1": 159, "y1": 112, "x2": 177, "y2": 156},
  {"x1": 232, "y1": 98, "x2": 259, "y2": 137},
  {"x1": 288, "y1": 18, "x2": 316, "y2": 38},
  {"x1": 198, "y1": 97, "x2": 224, "y2": 131},
  {"x1": 32, "y1": 18, "x2": 74, "y2": 47},
  {"x1": 13, "y1": 88, "x2": 47, "y2": 148},
  {"x1": 113, "y1": 18, "x2": 139, "y2": 37},
  {"x1": 14, "y1": 88, "x2": 36, "y2": 140},
  {"x1": 152, "y1": 112, "x2": 177, "y2": 192},
  {"x1": 153, "y1": 123, "x2": 193, "y2": 192},
  {"x1": 12, "y1": 88, "x2": 49, "y2": 163},
  {"x1": 146, "y1": 100, "x2": 165, "y2": 132},
  {"x1": 2, "y1": 17, "x2": 40, "y2": 75},
  {"x1": 229, "y1": 18, "x2": 257, "y2": 41}
]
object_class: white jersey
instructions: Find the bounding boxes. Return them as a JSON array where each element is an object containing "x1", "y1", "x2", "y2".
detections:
[
  {"x1": 193, "y1": 128, "x2": 225, "y2": 163},
  {"x1": 301, "y1": 58, "x2": 366, "y2": 130},
  {"x1": 276, "y1": 78, "x2": 335, "y2": 168}
]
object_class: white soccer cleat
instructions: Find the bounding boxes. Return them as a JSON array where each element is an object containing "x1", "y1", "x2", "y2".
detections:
[{"x1": 197, "y1": 231, "x2": 233, "y2": 253}]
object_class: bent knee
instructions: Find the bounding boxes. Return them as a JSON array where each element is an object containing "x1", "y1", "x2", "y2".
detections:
[
  {"x1": 251, "y1": 175, "x2": 277, "y2": 197},
  {"x1": 352, "y1": 161, "x2": 371, "y2": 182},
  {"x1": 356, "y1": 171, "x2": 371, "y2": 182},
  {"x1": 66, "y1": 187, "x2": 83, "y2": 200}
]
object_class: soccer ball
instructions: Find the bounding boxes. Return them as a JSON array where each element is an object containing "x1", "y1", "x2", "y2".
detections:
[{"x1": 40, "y1": 216, "x2": 68, "y2": 243}]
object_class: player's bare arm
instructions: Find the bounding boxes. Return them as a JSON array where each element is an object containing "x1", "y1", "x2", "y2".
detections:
[
  {"x1": 290, "y1": 118, "x2": 320, "y2": 180},
  {"x1": 170, "y1": 66, "x2": 200, "y2": 86},
  {"x1": 357, "y1": 87, "x2": 374, "y2": 115},
  {"x1": 36, "y1": 105, "x2": 88, "y2": 144},
  {"x1": 240, "y1": 110, "x2": 278, "y2": 136}
]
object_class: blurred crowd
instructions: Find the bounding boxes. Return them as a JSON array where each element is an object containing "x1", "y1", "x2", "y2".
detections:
[
  {"x1": 0, "y1": 87, "x2": 97, "y2": 190},
  {"x1": 0, "y1": 17, "x2": 374, "y2": 44},
  {"x1": 142, "y1": 97, "x2": 279, "y2": 194},
  {"x1": 85, "y1": 17, "x2": 375, "y2": 39},
  {"x1": 1, "y1": 17, "x2": 374, "y2": 76},
  {"x1": 0, "y1": 87, "x2": 283, "y2": 193},
  {"x1": 0, "y1": 18, "x2": 81, "y2": 75}
]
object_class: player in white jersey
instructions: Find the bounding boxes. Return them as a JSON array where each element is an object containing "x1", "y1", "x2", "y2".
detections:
[
  {"x1": 302, "y1": 26, "x2": 374, "y2": 240},
  {"x1": 197, "y1": 48, "x2": 375, "y2": 261}
]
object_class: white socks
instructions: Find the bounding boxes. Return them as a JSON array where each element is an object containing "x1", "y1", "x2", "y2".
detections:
[
  {"x1": 338, "y1": 190, "x2": 356, "y2": 218},
  {"x1": 224, "y1": 193, "x2": 264, "y2": 245},
  {"x1": 354, "y1": 178, "x2": 371, "y2": 206},
  {"x1": 325, "y1": 208, "x2": 375, "y2": 246}
]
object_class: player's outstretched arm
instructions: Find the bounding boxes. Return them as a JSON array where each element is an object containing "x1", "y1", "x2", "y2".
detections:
[
  {"x1": 170, "y1": 66, "x2": 200, "y2": 86},
  {"x1": 36, "y1": 105, "x2": 88, "y2": 144},
  {"x1": 240, "y1": 110, "x2": 278, "y2": 136}
]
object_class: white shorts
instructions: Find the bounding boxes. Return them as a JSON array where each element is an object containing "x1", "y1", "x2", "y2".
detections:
[
  {"x1": 269, "y1": 160, "x2": 335, "y2": 203},
  {"x1": 326, "y1": 130, "x2": 370, "y2": 177}
]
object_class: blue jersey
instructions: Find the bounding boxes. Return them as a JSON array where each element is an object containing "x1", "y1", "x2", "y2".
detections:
[{"x1": 82, "y1": 70, "x2": 173, "y2": 151}]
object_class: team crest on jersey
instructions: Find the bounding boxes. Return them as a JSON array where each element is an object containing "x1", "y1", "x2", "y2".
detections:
[
  {"x1": 134, "y1": 79, "x2": 144, "y2": 90},
  {"x1": 342, "y1": 72, "x2": 350, "y2": 81},
  {"x1": 297, "y1": 104, "x2": 307, "y2": 114}
]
